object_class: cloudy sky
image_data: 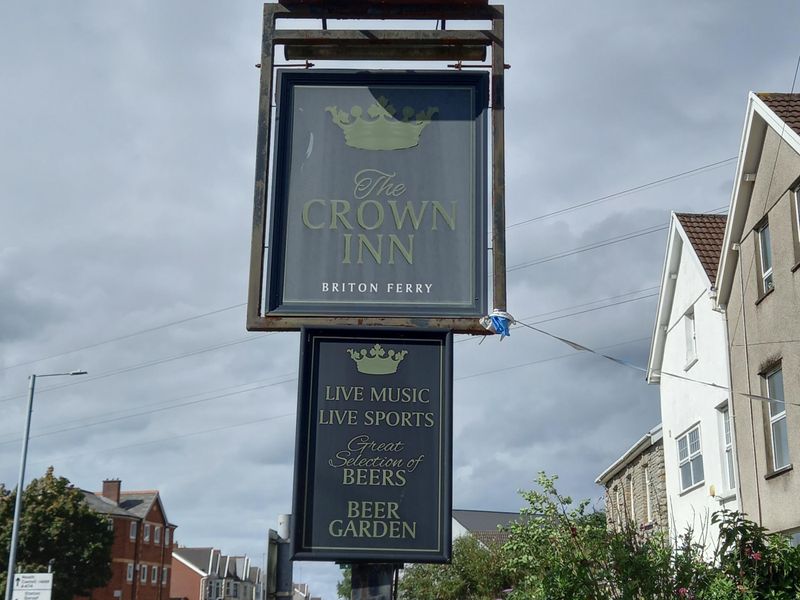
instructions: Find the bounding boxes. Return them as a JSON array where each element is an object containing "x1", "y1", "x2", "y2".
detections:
[{"x1": 2, "y1": 1, "x2": 799, "y2": 597}]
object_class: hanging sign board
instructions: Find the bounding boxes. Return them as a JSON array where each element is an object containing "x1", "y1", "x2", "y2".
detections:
[
  {"x1": 291, "y1": 328, "x2": 452, "y2": 562},
  {"x1": 265, "y1": 70, "x2": 488, "y2": 317}
]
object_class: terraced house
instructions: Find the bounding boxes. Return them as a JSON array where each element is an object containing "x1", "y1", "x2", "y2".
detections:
[
  {"x1": 715, "y1": 92, "x2": 800, "y2": 540},
  {"x1": 170, "y1": 547, "x2": 262, "y2": 600}
]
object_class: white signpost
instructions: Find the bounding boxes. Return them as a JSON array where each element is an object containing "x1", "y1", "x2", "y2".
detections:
[{"x1": 11, "y1": 573, "x2": 52, "y2": 600}]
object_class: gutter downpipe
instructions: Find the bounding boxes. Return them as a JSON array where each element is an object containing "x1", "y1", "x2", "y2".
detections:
[{"x1": 719, "y1": 303, "x2": 743, "y2": 507}]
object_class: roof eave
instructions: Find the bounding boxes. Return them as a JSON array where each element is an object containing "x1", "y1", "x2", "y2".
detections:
[
  {"x1": 716, "y1": 92, "x2": 800, "y2": 306},
  {"x1": 595, "y1": 424, "x2": 663, "y2": 485},
  {"x1": 646, "y1": 215, "x2": 682, "y2": 384}
]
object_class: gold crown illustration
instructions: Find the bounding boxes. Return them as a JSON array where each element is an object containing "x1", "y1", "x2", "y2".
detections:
[
  {"x1": 347, "y1": 343, "x2": 408, "y2": 375},
  {"x1": 325, "y1": 96, "x2": 438, "y2": 151}
]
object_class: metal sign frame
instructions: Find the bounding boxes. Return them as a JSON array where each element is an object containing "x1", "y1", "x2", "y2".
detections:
[{"x1": 247, "y1": 1, "x2": 506, "y2": 334}]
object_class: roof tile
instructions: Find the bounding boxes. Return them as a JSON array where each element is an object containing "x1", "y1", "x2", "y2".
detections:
[
  {"x1": 756, "y1": 93, "x2": 800, "y2": 138},
  {"x1": 675, "y1": 213, "x2": 727, "y2": 281}
]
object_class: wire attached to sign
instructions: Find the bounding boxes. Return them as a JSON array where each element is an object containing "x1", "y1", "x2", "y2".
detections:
[{"x1": 480, "y1": 309, "x2": 515, "y2": 339}]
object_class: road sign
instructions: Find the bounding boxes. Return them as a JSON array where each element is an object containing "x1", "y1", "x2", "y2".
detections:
[
  {"x1": 13, "y1": 574, "x2": 52, "y2": 591},
  {"x1": 12, "y1": 589, "x2": 51, "y2": 600},
  {"x1": 11, "y1": 573, "x2": 53, "y2": 600}
]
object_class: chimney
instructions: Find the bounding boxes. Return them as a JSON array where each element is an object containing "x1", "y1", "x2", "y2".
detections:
[{"x1": 102, "y1": 479, "x2": 121, "y2": 504}]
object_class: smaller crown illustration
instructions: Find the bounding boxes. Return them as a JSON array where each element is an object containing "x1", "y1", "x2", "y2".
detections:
[
  {"x1": 325, "y1": 96, "x2": 438, "y2": 151},
  {"x1": 347, "y1": 343, "x2": 408, "y2": 375}
]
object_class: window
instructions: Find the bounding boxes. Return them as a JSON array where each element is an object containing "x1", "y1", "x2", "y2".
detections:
[
  {"x1": 226, "y1": 581, "x2": 232, "y2": 596},
  {"x1": 214, "y1": 581, "x2": 222, "y2": 599},
  {"x1": 766, "y1": 367, "x2": 789, "y2": 470},
  {"x1": 644, "y1": 468, "x2": 653, "y2": 522},
  {"x1": 162, "y1": 567, "x2": 168, "y2": 586},
  {"x1": 165, "y1": 529, "x2": 170, "y2": 546},
  {"x1": 154, "y1": 526, "x2": 161, "y2": 544},
  {"x1": 129, "y1": 521, "x2": 137, "y2": 540},
  {"x1": 126, "y1": 564, "x2": 134, "y2": 583},
  {"x1": 152, "y1": 567, "x2": 158, "y2": 584},
  {"x1": 758, "y1": 221, "x2": 774, "y2": 293},
  {"x1": 628, "y1": 476, "x2": 636, "y2": 522},
  {"x1": 232, "y1": 583, "x2": 239, "y2": 598},
  {"x1": 677, "y1": 425, "x2": 704, "y2": 491},
  {"x1": 140, "y1": 566, "x2": 148, "y2": 583},
  {"x1": 684, "y1": 309, "x2": 697, "y2": 367},
  {"x1": 143, "y1": 523, "x2": 150, "y2": 542},
  {"x1": 720, "y1": 404, "x2": 736, "y2": 489},
  {"x1": 615, "y1": 487, "x2": 623, "y2": 525},
  {"x1": 792, "y1": 187, "x2": 800, "y2": 258},
  {"x1": 107, "y1": 518, "x2": 114, "y2": 531}
]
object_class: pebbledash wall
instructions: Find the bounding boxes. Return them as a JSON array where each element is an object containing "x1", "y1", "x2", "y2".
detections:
[
  {"x1": 596, "y1": 425, "x2": 668, "y2": 534},
  {"x1": 716, "y1": 93, "x2": 800, "y2": 538}
]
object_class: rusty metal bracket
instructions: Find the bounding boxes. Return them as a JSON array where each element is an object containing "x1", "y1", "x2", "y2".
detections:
[{"x1": 247, "y1": 1, "x2": 507, "y2": 334}]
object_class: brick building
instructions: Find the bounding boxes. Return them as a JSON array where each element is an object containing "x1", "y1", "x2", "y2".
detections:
[
  {"x1": 596, "y1": 424, "x2": 668, "y2": 533},
  {"x1": 78, "y1": 479, "x2": 176, "y2": 600}
]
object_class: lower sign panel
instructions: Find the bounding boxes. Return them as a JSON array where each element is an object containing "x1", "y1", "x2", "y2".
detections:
[{"x1": 292, "y1": 328, "x2": 452, "y2": 562}]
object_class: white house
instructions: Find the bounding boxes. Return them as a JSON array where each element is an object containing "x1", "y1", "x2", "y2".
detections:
[{"x1": 647, "y1": 212, "x2": 737, "y2": 548}]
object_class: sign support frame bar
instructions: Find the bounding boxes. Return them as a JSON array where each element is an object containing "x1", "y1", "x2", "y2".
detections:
[{"x1": 247, "y1": 2, "x2": 507, "y2": 335}]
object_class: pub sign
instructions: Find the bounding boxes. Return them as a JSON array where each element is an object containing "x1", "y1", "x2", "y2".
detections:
[
  {"x1": 266, "y1": 70, "x2": 488, "y2": 317},
  {"x1": 291, "y1": 327, "x2": 452, "y2": 562}
]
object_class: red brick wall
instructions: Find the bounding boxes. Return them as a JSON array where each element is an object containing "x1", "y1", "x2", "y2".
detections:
[
  {"x1": 75, "y1": 495, "x2": 176, "y2": 600},
  {"x1": 169, "y1": 556, "x2": 202, "y2": 600}
]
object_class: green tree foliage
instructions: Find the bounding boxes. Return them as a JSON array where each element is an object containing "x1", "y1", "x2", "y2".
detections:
[
  {"x1": 398, "y1": 535, "x2": 510, "y2": 600},
  {"x1": 503, "y1": 473, "x2": 800, "y2": 600},
  {"x1": 336, "y1": 564, "x2": 351, "y2": 599},
  {"x1": 357, "y1": 473, "x2": 800, "y2": 600},
  {"x1": 0, "y1": 467, "x2": 114, "y2": 600}
]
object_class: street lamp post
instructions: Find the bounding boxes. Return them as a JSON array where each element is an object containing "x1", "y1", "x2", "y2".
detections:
[{"x1": 4, "y1": 370, "x2": 87, "y2": 600}]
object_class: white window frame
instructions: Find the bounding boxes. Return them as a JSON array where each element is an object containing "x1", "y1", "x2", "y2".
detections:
[
  {"x1": 758, "y1": 221, "x2": 774, "y2": 293},
  {"x1": 233, "y1": 583, "x2": 239, "y2": 598},
  {"x1": 794, "y1": 187, "x2": 800, "y2": 246},
  {"x1": 766, "y1": 367, "x2": 789, "y2": 470},
  {"x1": 719, "y1": 404, "x2": 736, "y2": 490},
  {"x1": 126, "y1": 563, "x2": 134, "y2": 583},
  {"x1": 129, "y1": 521, "x2": 137, "y2": 540},
  {"x1": 615, "y1": 487, "x2": 623, "y2": 525},
  {"x1": 143, "y1": 523, "x2": 151, "y2": 542},
  {"x1": 162, "y1": 567, "x2": 169, "y2": 586},
  {"x1": 154, "y1": 526, "x2": 161, "y2": 544},
  {"x1": 152, "y1": 566, "x2": 159, "y2": 584},
  {"x1": 677, "y1": 424, "x2": 704, "y2": 492},
  {"x1": 165, "y1": 529, "x2": 170, "y2": 546},
  {"x1": 684, "y1": 308, "x2": 697, "y2": 368},
  {"x1": 140, "y1": 565, "x2": 148, "y2": 583},
  {"x1": 644, "y1": 467, "x2": 653, "y2": 522},
  {"x1": 628, "y1": 476, "x2": 636, "y2": 522}
]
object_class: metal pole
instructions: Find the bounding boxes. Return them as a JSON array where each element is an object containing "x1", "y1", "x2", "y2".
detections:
[
  {"x1": 5, "y1": 374, "x2": 36, "y2": 600},
  {"x1": 351, "y1": 564, "x2": 395, "y2": 600}
]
